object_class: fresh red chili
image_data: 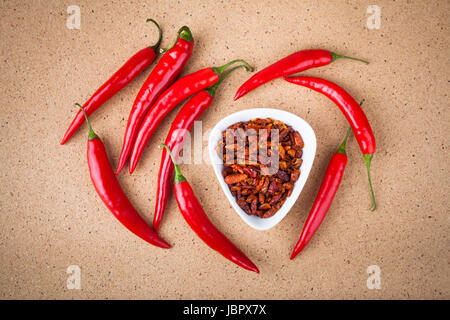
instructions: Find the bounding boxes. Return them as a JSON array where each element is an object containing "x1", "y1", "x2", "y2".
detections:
[
  {"x1": 152, "y1": 64, "x2": 253, "y2": 232},
  {"x1": 285, "y1": 76, "x2": 376, "y2": 210},
  {"x1": 115, "y1": 26, "x2": 194, "y2": 174},
  {"x1": 60, "y1": 19, "x2": 162, "y2": 145},
  {"x1": 234, "y1": 49, "x2": 368, "y2": 101},
  {"x1": 77, "y1": 104, "x2": 170, "y2": 249},
  {"x1": 129, "y1": 59, "x2": 253, "y2": 174},
  {"x1": 291, "y1": 128, "x2": 351, "y2": 259},
  {"x1": 160, "y1": 143, "x2": 259, "y2": 273}
]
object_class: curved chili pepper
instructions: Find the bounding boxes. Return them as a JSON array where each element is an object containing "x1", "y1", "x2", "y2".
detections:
[
  {"x1": 129, "y1": 59, "x2": 253, "y2": 174},
  {"x1": 60, "y1": 19, "x2": 162, "y2": 145},
  {"x1": 160, "y1": 143, "x2": 259, "y2": 273},
  {"x1": 285, "y1": 76, "x2": 376, "y2": 210},
  {"x1": 291, "y1": 127, "x2": 351, "y2": 259},
  {"x1": 234, "y1": 49, "x2": 368, "y2": 101},
  {"x1": 153, "y1": 64, "x2": 253, "y2": 232},
  {"x1": 77, "y1": 104, "x2": 170, "y2": 249},
  {"x1": 115, "y1": 26, "x2": 194, "y2": 174}
]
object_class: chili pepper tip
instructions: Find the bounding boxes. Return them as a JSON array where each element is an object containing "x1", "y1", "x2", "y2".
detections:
[{"x1": 290, "y1": 241, "x2": 307, "y2": 260}]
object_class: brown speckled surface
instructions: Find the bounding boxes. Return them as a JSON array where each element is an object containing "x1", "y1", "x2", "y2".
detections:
[{"x1": 0, "y1": 0, "x2": 448, "y2": 299}]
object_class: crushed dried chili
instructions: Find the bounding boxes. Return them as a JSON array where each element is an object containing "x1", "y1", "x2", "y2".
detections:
[{"x1": 217, "y1": 118, "x2": 304, "y2": 218}]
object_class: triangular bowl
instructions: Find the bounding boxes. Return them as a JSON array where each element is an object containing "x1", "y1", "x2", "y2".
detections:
[{"x1": 208, "y1": 108, "x2": 316, "y2": 230}]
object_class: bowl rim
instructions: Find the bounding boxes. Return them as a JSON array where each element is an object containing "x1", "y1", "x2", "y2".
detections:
[{"x1": 208, "y1": 108, "x2": 317, "y2": 230}]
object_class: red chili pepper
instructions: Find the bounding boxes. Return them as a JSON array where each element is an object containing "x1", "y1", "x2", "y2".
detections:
[
  {"x1": 291, "y1": 128, "x2": 351, "y2": 259},
  {"x1": 234, "y1": 49, "x2": 368, "y2": 101},
  {"x1": 115, "y1": 26, "x2": 194, "y2": 174},
  {"x1": 60, "y1": 19, "x2": 162, "y2": 145},
  {"x1": 160, "y1": 143, "x2": 259, "y2": 273},
  {"x1": 285, "y1": 76, "x2": 376, "y2": 211},
  {"x1": 129, "y1": 59, "x2": 253, "y2": 174},
  {"x1": 153, "y1": 64, "x2": 253, "y2": 232},
  {"x1": 77, "y1": 104, "x2": 170, "y2": 249}
]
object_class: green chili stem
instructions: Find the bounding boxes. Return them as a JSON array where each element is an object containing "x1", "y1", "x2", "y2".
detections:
[
  {"x1": 159, "y1": 143, "x2": 186, "y2": 183},
  {"x1": 160, "y1": 26, "x2": 193, "y2": 53},
  {"x1": 357, "y1": 98, "x2": 376, "y2": 210},
  {"x1": 76, "y1": 103, "x2": 98, "y2": 140},
  {"x1": 364, "y1": 154, "x2": 376, "y2": 211},
  {"x1": 146, "y1": 19, "x2": 162, "y2": 51},
  {"x1": 330, "y1": 52, "x2": 369, "y2": 64},
  {"x1": 207, "y1": 64, "x2": 253, "y2": 96},
  {"x1": 336, "y1": 127, "x2": 352, "y2": 155},
  {"x1": 214, "y1": 59, "x2": 253, "y2": 76}
]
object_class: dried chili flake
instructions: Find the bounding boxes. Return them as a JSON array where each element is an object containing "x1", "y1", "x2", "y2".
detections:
[{"x1": 217, "y1": 118, "x2": 304, "y2": 218}]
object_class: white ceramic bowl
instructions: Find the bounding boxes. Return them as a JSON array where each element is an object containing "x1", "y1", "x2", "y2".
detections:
[{"x1": 208, "y1": 108, "x2": 317, "y2": 230}]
